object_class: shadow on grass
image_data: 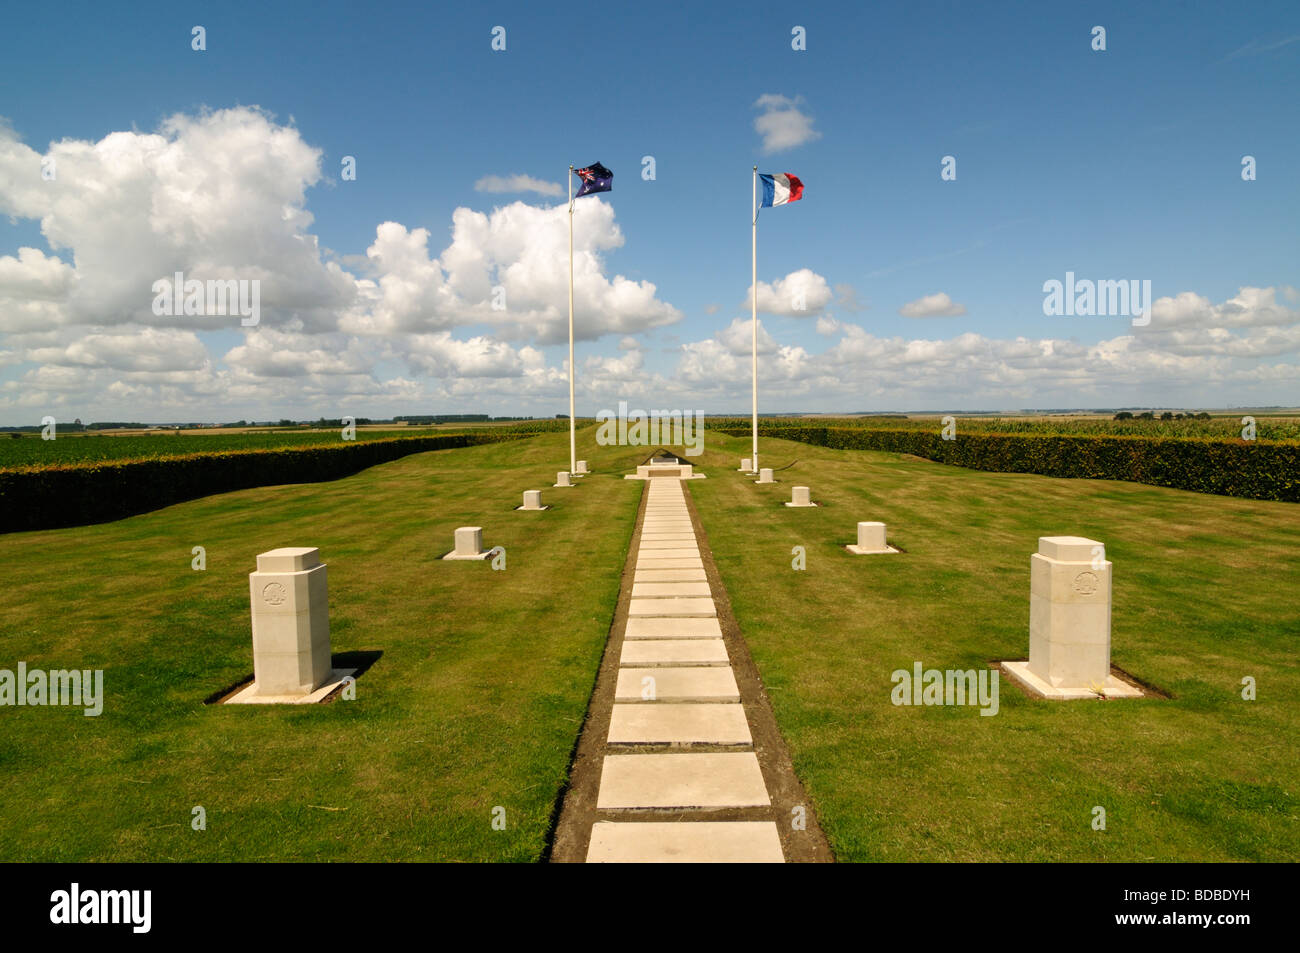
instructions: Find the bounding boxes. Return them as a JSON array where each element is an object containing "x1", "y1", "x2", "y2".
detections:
[{"x1": 203, "y1": 650, "x2": 384, "y2": 705}]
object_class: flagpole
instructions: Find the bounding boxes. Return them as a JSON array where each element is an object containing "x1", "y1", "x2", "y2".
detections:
[
  {"x1": 751, "y1": 165, "x2": 758, "y2": 474},
  {"x1": 568, "y1": 165, "x2": 576, "y2": 476}
]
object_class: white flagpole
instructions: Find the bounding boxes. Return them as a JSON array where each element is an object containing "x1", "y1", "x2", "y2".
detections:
[
  {"x1": 568, "y1": 165, "x2": 576, "y2": 476},
  {"x1": 751, "y1": 166, "x2": 758, "y2": 474}
]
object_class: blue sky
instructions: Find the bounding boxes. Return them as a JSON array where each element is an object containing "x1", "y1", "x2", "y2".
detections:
[{"x1": 1, "y1": 0, "x2": 1297, "y2": 423}]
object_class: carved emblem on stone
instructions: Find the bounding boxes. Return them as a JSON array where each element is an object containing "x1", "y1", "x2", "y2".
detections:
[
  {"x1": 262, "y1": 582, "x2": 288, "y2": 606},
  {"x1": 1072, "y1": 571, "x2": 1099, "y2": 595}
]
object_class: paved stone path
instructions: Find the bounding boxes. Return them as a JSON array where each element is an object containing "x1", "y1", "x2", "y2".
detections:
[{"x1": 583, "y1": 476, "x2": 786, "y2": 862}]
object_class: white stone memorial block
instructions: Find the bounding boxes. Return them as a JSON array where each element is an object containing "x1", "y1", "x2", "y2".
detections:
[
  {"x1": 556, "y1": 471, "x2": 572, "y2": 487},
  {"x1": 1001, "y1": 535, "x2": 1142, "y2": 699},
  {"x1": 756, "y1": 468, "x2": 774, "y2": 484},
  {"x1": 739, "y1": 458, "x2": 751, "y2": 471},
  {"x1": 574, "y1": 460, "x2": 588, "y2": 475},
  {"x1": 854, "y1": 521, "x2": 889, "y2": 553},
  {"x1": 789, "y1": 486, "x2": 811, "y2": 506},
  {"x1": 521, "y1": 490, "x2": 545, "y2": 510},
  {"x1": 248, "y1": 547, "x2": 331, "y2": 697},
  {"x1": 456, "y1": 526, "x2": 484, "y2": 556}
]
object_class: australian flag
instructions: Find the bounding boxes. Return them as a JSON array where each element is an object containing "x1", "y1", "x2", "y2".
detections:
[{"x1": 573, "y1": 162, "x2": 612, "y2": 198}]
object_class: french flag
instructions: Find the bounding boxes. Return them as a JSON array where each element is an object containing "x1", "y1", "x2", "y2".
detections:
[{"x1": 759, "y1": 172, "x2": 804, "y2": 208}]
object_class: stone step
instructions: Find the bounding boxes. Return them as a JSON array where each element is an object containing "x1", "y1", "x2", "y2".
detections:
[
  {"x1": 607, "y1": 702, "x2": 750, "y2": 744},
  {"x1": 633, "y1": 557, "x2": 704, "y2": 571},
  {"x1": 596, "y1": 752, "x2": 771, "y2": 809},
  {"x1": 586, "y1": 821, "x2": 783, "y2": 862},
  {"x1": 620, "y1": 638, "x2": 729, "y2": 666},
  {"x1": 633, "y1": 568, "x2": 708, "y2": 583},
  {"x1": 624, "y1": 617, "x2": 723, "y2": 639},
  {"x1": 615, "y1": 666, "x2": 739, "y2": 701},
  {"x1": 630, "y1": 581, "x2": 712, "y2": 598},
  {"x1": 628, "y1": 597, "x2": 716, "y2": 618},
  {"x1": 640, "y1": 538, "x2": 697, "y2": 549},
  {"x1": 636, "y1": 548, "x2": 701, "y2": 560}
]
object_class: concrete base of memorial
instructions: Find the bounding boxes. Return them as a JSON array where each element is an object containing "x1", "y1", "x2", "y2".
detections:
[
  {"x1": 225, "y1": 667, "x2": 357, "y2": 705},
  {"x1": 1000, "y1": 660, "x2": 1143, "y2": 700}
]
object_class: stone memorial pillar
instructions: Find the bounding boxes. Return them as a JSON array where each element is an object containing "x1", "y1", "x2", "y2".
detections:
[
  {"x1": 248, "y1": 547, "x2": 331, "y2": 697},
  {"x1": 555, "y1": 471, "x2": 573, "y2": 487},
  {"x1": 1001, "y1": 536, "x2": 1141, "y2": 698},
  {"x1": 756, "y1": 468, "x2": 774, "y2": 484}
]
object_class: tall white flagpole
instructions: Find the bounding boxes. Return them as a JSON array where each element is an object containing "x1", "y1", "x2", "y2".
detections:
[
  {"x1": 568, "y1": 165, "x2": 576, "y2": 475},
  {"x1": 751, "y1": 166, "x2": 759, "y2": 473}
]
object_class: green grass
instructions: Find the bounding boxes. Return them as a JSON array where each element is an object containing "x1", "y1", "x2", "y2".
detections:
[
  {"x1": 0, "y1": 429, "x2": 646, "y2": 861},
  {"x1": 3, "y1": 426, "x2": 1296, "y2": 861},
  {"x1": 688, "y1": 433, "x2": 1299, "y2": 860}
]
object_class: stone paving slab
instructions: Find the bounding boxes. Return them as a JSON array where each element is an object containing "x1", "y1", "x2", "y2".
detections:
[
  {"x1": 586, "y1": 821, "x2": 782, "y2": 862},
  {"x1": 628, "y1": 597, "x2": 716, "y2": 617},
  {"x1": 639, "y1": 534, "x2": 697, "y2": 542},
  {"x1": 630, "y1": 581, "x2": 713, "y2": 598},
  {"x1": 636, "y1": 548, "x2": 700, "y2": 560},
  {"x1": 634, "y1": 557, "x2": 704, "y2": 570},
  {"x1": 607, "y1": 702, "x2": 750, "y2": 744},
  {"x1": 624, "y1": 617, "x2": 724, "y2": 640},
  {"x1": 615, "y1": 666, "x2": 739, "y2": 701},
  {"x1": 619, "y1": 638, "x2": 729, "y2": 665},
  {"x1": 633, "y1": 568, "x2": 708, "y2": 582},
  {"x1": 596, "y1": 752, "x2": 770, "y2": 809}
]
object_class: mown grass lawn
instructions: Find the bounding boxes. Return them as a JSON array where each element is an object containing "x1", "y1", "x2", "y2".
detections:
[
  {"x1": 4, "y1": 424, "x2": 1295, "y2": 862},
  {"x1": 689, "y1": 433, "x2": 1299, "y2": 861},
  {"x1": 0, "y1": 429, "x2": 645, "y2": 861}
]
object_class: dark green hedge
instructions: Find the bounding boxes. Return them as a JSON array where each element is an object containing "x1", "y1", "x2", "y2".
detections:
[
  {"x1": 0, "y1": 433, "x2": 528, "y2": 533},
  {"x1": 718, "y1": 427, "x2": 1299, "y2": 503}
]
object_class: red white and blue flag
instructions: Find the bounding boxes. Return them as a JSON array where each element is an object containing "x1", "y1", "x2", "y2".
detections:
[{"x1": 759, "y1": 172, "x2": 803, "y2": 207}]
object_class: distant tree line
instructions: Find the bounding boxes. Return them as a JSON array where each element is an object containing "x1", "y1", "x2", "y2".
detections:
[{"x1": 1113, "y1": 411, "x2": 1212, "y2": 421}]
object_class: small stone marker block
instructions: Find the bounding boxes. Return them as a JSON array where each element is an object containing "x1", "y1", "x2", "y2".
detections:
[
  {"x1": 785, "y1": 485, "x2": 814, "y2": 507},
  {"x1": 755, "y1": 468, "x2": 775, "y2": 484},
  {"x1": 518, "y1": 490, "x2": 547, "y2": 511},
  {"x1": 442, "y1": 526, "x2": 491, "y2": 561},
  {"x1": 574, "y1": 459, "x2": 588, "y2": 475},
  {"x1": 555, "y1": 471, "x2": 572, "y2": 487},
  {"x1": 739, "y1": 457, "x2": 752, "y2": 471},
  {"x1": 1000, "y1": 535, "x2": 1142, "y2": 699},
  {"x1": 248, "y1": 547, "x2": 331, "y2": 697},
  {"x1": 847, "y1": 521, "x2": 897, "y2": 555}
]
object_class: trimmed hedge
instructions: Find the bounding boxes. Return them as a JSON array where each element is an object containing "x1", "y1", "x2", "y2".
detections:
[
  {"x1": 0, "y1": 433, "x2": 529, "y2": 533},
  {"x1": 718, "y1": 427, "x2": 1299, "y2": 503}
]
